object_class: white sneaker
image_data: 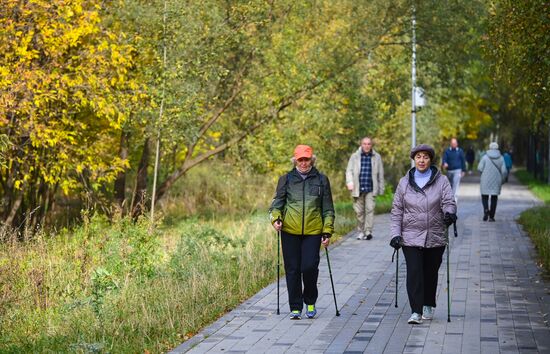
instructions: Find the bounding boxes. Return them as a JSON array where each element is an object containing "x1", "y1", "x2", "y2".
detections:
[
  {"x1": 422, "y1": 306, "x2": 434, "y2": 320},
  {"x1": 356, "y1": 231, "x2": 364, "y2": 240},
  {"x1": 408, "y1": 312, "x2": 423, "y2": 324}
]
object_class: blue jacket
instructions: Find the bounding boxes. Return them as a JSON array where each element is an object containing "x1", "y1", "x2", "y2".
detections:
[
  {"x1": 503, "y1": 152, "x2": 512, "y2": 170},
  {"x1": 442, "y1": 147, "x2": 466, "y2": 171}
]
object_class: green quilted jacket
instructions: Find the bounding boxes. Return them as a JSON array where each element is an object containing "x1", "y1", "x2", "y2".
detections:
[{"x1": 269, "y1": 167, "x2": 335, "y2": 236}]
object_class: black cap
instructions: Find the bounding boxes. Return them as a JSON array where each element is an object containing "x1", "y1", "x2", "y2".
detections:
[{"x1": 410, "y1": 144, "x2": 435, "y2": 160}]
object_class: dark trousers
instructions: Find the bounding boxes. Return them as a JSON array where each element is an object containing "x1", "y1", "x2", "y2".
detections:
[
  {"x1": 481, "y1": 194, "x2": 498, "y2": 217},
  {"x1": 402, "y1": 246, "x2": 446, "y2": 314},
  {"x1": 281, "y1": 232, "x2": 322, "y2": 312}
]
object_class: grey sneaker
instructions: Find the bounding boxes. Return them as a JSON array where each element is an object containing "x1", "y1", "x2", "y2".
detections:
[
  {"x1": 422, "y1": 306, "x2": 434, "y2": 320},
  {"x1": 408, "y1": 312, "x2": 423, "y2": 324}
]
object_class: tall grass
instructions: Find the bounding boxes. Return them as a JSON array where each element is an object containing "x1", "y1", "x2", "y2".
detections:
[
  {"x1": 0, "y1": 215, "x2": 280, "y2": 353},
  {"x1": 0, "y1": 162, "x2": 394, "y2": 352},
  {"x1": 515, "y1": 168, "x2": 550, "y2": 274}
]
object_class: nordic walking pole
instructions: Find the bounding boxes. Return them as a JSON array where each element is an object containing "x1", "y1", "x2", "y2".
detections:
[
  {"x1": 453, "y1": 220, "x2": 458, "y2": 238},
  {"x1": 395, "y1": 249, "x2": 399, "y2": 308},
  {"x1": 277, "y1": 228, "x2": 280, "y2": 315},
  {"x1": 392, "y1": 248, "x2": 399, "y2": 307},
  {"x1": 447, "y1": 226, "x2": 451, "y2": 322},
  {"x1": 324, "y1": 245, "x2": 340, "y2": 316}
]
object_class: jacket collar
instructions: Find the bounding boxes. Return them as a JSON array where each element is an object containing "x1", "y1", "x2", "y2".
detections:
[
  {"x1": 355, "y1": 147, "x2": 377, "y2": 156},
  {"x1": 407, "y1": 166, "x2": 440, "y2": 193},
  {"x1": 290, "y1": 166, "x2": 319, "y2": 179}
]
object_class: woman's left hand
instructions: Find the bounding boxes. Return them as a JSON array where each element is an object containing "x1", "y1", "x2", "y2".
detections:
[{"x1": 321, "y1": 234, "x2": 330, "y2": 247}]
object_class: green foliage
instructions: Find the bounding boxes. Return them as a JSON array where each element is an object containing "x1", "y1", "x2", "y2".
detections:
[
  {"x1": 0, "y1": 0, "x2": 137, "y2": 227},
  {"x1": 0, "y1": 0, "x2": 544, "y2": 228},
  {"x1": 90, "y1": 267, "x2": 118, "y2": 320},
  {"x1": 486, "y1": 0, "x2": 550, "y2": 122}
]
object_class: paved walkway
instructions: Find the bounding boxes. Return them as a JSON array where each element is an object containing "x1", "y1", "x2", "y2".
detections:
[{"x1": 171, "y1": 173, "x2": 550, "y2": 353}]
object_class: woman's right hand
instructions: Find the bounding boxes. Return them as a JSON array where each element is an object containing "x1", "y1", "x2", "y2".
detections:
[
  {"x1": 273, "y1": 220, "x2": 282, "y2": 231},
  {"x1": 390, "y1": 236, "x2": 403, "y2": 250}
]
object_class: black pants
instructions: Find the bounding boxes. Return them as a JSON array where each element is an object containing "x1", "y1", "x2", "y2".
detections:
[
  {"x1": 481, "y1": 194, "x2": 498, "y2": 217},
  {"x1": 281, "y1": 232, "x2": 322, "y2": 312},
  {"x1": 402, "y1": 246, "x2": 446, "y2": 314}
]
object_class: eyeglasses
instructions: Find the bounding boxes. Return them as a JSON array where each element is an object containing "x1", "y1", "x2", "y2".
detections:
[{"x1": 297, "y1": 157, "x2": 312, "y2": 162}]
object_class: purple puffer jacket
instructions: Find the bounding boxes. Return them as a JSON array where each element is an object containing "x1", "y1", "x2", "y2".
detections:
[{"x1": 390, "y1": 166, "x2": 456, "y2": 248}]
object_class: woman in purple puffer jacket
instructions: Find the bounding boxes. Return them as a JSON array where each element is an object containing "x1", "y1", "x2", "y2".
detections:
[{"x1": 389, "y1": 144, "x2": 457, "y2": 324}]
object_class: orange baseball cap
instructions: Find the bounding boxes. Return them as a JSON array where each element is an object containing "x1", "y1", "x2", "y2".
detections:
[{"x1": 294, "y1": 145, "x2": 313, "y2": 159}]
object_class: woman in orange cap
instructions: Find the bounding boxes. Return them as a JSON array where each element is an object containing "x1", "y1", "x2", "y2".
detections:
[{"x1": 269, "y1": 144, "x2": 335, "y2": 319}]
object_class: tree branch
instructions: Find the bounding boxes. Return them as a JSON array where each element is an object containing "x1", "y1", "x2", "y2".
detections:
[{"x1": 183, "y1": 51, "x2": 254, "y2": 164}]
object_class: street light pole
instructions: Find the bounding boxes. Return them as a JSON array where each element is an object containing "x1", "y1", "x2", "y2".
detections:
[{"x1": 411, "y1": 4, "x2": 417, "y2": 153}]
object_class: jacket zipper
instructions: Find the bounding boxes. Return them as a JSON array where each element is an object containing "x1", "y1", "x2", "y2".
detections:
[
  {"x1": 424, "y1": 192, "x2": 429, "y2": 248},
  {"x1": 301, "y1": 177, "x2": 306, "y2": 236}
]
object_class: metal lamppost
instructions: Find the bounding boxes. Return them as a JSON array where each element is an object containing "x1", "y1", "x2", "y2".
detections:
[
  {"x1": 411, "y1": 4, "x2": 426, "y2": 168},
  {"x1": 411, "y1": 4, "x2": 417, "y2": 153}
]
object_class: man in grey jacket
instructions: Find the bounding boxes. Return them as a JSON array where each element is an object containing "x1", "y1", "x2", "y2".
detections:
[{"x1": 346, "y1": 137, "x2": 385, "y2": 240}]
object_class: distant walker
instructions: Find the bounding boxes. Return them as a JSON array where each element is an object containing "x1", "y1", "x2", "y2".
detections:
[
  {"x1": 442, "y1": 138, "x2": 466, "y2": 202},
  {"x1": 345, "y1": 137, "x2": 385, "y2": 241}
]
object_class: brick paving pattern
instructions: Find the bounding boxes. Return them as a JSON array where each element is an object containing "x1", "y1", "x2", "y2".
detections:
[{"x1": 171, "y1": 174, "x2": 550, "y2": 353}]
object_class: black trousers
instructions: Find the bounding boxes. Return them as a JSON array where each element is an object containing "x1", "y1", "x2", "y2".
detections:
[
  {"x1": 481, "y1": 194, "x2": 498, "y2": 217},
  {"x1": 402, "y1": 246, "x2": 446, "y2": 314},
  {"x1": 281, "y1": 232, "x2": 322, "y2": 312}
]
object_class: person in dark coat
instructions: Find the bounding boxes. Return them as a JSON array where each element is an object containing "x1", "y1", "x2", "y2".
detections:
[
  {"x1": 389, "y1": 144, "x2": 457, "y2": 324},
  {"x1": 466, "y1": 146, "x2": 475, "y2": 174}
]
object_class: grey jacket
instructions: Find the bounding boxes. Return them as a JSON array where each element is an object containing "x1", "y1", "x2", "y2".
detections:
[
  {"x1": 345, "y1": 148, "x2": 385, "y2": 197},
  {"x1": 390, "y1": 167, "x2": 457, "y2": 248},
  {"x1": 478, "y1": 150, "x2": 507, "y2": 195}
]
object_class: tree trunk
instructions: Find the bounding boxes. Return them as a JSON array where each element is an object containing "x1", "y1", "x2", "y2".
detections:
[
  {"x1": 131, "y1": 138, "x2": 150, "y2": 219},
  {"x1": 5, "y1": 189, "x2": 23, "y2": 228},
  {"x1": 114, "y1": 131, "x2": 129, "y2": 211},
  {"x1": 547, "y1": 121, "x2": 550, "y2": 185}
]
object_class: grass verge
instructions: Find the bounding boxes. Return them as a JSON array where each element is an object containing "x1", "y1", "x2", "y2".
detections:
[
  {"x1": 515, "y1": 169, "x2": 550, "y2": 274},
  {"x1": 518, "y1": 206, "x2": 550, "y2": 273},
  {"x1": 515, "y1": 169, "x2": 550, "y2": 203}
]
